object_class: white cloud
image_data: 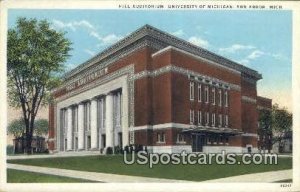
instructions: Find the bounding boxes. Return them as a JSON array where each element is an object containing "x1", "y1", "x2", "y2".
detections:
[
  {"x1": 52, "y1": 19, "x2": 122, "y2": 47},
  {"x1": 238, "y1": 59, "x2": 250, "y2": 65},
  {"x1": 171, "y1": 29, "x2": 184, "y2": 37},
  {"x1": 247, "y1": 50, "x2": 265, "y2": 59},
  {"x1": 52, "y1": 19, "x2": 95, "y2": 32},
  {"x1": 89, "y1": 31, "x2": 102, "y2": 41},
  {"x1": 188, "y1": 36, "x2": 210, "y2": 48},
  {"x1": 102, "y1": 34, "x2": 123, "y2": 45},
  {"x1": 84, "y1": 49, "x2": 96, "y2": 56},
  {"x1": 238, "y1": 50, "x2": 265, "y2": 66},
  {"x1": 95, "y1": 34, "x2": 123, "y2": 47},
  {"x1": 219, "y1": 44, "x2": 255, "y2": 54}
]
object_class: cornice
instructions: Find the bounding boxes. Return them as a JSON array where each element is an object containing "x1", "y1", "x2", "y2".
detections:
[
  {"x1": 63, "y1": 24, "x2": 262, "y2": 82},
  {"x1": 241, "y1": 96, "x2": 257, "y2": 104}
]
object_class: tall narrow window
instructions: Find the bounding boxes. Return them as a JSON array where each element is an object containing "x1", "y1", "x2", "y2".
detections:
[
  {"x1": 72, "y1": 106, "x2": 78, "y2": 132},
  {"x1": 190, "y1": 110, "x2": 194, "y2": 124},
  {"x1": 177, "y1": 133, "x2": 185, "y2": 143},
  {"x1": 114, "y1": 92, "x2": 122, "y2": 127},
  {"x1": 225, "y1": 115, "x2": 229, "y2": 127},
  {"x1": 84, "y1": 102, "x2": 91, "y2": 131},
  {"x1": 205, "y1": 112, "x2": 209, "y2": 126},
  {"x1": 224, "y1": 91, "x2": 228, "y2": 107},
  {"x1": 198, "y1": 83, "x2": 202, "y2": 102},
  {"x1": 198, "y1": 111, "x2": 202, "y2": 125},
  {"x1": 218, "y1": 89, "x2": 222, "y2": 107},
  {"x1": 212, "y1": 113, "x2": 216, "y2": 127},
  {"x1": 157, "y1": 132, "x2": 165, "y2": 143},
  {"x1": 190, "y1": 82, "x2": 194, "y2": 101},
  {"x1": 205, "y1": 86, "x2": 209, "y2": 103},
  {"x1": 212, "y1": 88, "x2": 216, "y2": 105},
  {"x1": 99, "y1": 98, "x2": 106, "y2": 130},
  {"x1": 219, "y1": 114, "x2": 222, "y2": 127}
]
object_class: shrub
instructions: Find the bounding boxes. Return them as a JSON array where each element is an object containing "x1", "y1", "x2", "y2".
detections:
[
  {"x1": 124, "y1": 145, "x2": 130, "y2": 154},
  {"x1": 7, "y1": 145, "x2": 14, "y2": 155},
  {"x1": 114, "y1": 146, "x2": 122, "y2": 154},
  {"x1": 106, "y1": 147, "x2": 113, "y2": 155}
]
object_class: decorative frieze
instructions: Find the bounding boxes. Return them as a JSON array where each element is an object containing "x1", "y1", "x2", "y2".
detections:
[{"x1": 133, "y1": 65, "x2": 241, "y2": 91}]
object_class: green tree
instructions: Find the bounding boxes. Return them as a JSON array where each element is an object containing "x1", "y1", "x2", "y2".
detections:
[
  {"x1": 34, "y1": 119, "x2": 49, "y2": 136},
  {"x1": 258, "y1": 104, "x2": 292, "y2": 152},
  {"x1": 7, "y1": 118, "x2": 48, "y2": 138},
  {"x1": 271, "y1": 104, "x2": 292, "y2": 146},
  {"x1": 7, "y1": 17, "x2": 71, "y2": 154},
  {"x1": 7, "y1": 119, "x2": 26, "y2": 138},
  {"x1": 258, "y1": 109, "x2": 272, "y2": 152}
]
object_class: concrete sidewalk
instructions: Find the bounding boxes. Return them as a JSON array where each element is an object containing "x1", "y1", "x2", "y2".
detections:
[
  {"x1": 7, "y1": 163, "x2": 191, "y2": 183},
  {"x1": 7, "y1": 163, "x2": 292, "y2": 183},
  {"x1": 204, "y1": 169, "x2": 292, "y2": 183},
  {"x1": 7, "y1": 151, "x2": 100, "y2": 160}
]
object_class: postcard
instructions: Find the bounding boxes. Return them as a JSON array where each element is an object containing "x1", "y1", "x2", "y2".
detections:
[{"x1": 0, "y1": 1, "x2": 299, "y2": 192}]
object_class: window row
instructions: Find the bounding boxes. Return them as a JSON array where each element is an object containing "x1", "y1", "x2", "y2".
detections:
[
  {"x1": 190, "y1": 82, "x2": 228, "y2": 107},
  {"x1": 157, "y1": 132, "x2": 185, "y2": 143},
  {"x1": 189, "y1": 110, "x2": 229, "y2": 127}
]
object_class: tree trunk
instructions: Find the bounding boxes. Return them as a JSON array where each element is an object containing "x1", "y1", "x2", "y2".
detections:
[{"x1": 25, "y1": 132, "x2": 32, "y2": 154}]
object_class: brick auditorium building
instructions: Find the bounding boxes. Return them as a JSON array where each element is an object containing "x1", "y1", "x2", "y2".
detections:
[{"x1": 48, "y1": 25, "x2": 271, "y2": 154}]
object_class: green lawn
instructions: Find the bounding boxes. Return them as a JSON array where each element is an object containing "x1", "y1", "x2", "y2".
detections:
[
  {"x1": 7, "y1": 169, "x2": 97, "y2": 183},
  {"x1": 7, "y1": 155, "x2": 292, "y2": 182}
]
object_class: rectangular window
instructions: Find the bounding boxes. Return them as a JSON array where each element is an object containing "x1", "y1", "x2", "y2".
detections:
[
  {"x1": 84, "y1": 102, "x2": 91, "y2": 131},
  {"x1": 212, "y1": 113, "x2": 216, "y2": 127},
  {"x1": 72, "y1": 106, "x2": 78, "y2": 132},
  {"x1": 218, "y1": 89, "x2": 222, "y2": 107},
  {"x1": 198, "y1": 111, "x2": 202, "y2": 125},
  {"x1": 157, "y1": 132, "x2": 165, "y2": 143},
  {"x1": 190, "y1": 82, "x2": 194, "y2": 101},
  {"x1": 61, "y1": 109, "x2": 67, "y2": 135},
  {"x1": 205, "y1": 86, "x2": 209, "y2": 103},
  {"x1": 205, "y1": 112, "x2": 209, "y2": 126},
  {"x1": 198, "y1": 83, "x2": 202, "y2": 102},
  {"x1": 224, "y1": 91, "x2": 228, "y2": 107},
  {"x1": 177, "y1": 133, "x2": 185, "y2": 143},
  {"x1": 225, "y1": 115, "x2": 229, "y2": 127},
  {"x1": 219, "y1": 114, "x2": 222, "y2": 127},
  {"x1": 212, "y1": 88, "x2": 216, "y2": 105},
  {"x1": 190, "y1": 110, "x2": 194, "y2": 124}
]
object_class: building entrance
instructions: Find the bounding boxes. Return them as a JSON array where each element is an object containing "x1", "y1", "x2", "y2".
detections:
[{"x1": 192, "y1": 133, "x2": 206, "y2": 152}]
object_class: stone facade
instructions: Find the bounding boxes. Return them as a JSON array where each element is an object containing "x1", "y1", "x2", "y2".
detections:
[{"x1": 48, "y1": 25, "x2": 269, "y2": 154}]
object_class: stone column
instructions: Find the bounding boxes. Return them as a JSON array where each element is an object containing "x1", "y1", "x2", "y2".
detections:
[
  {"x1": 105, "y1": 92, "x2": 114, "y2": 148},
  {"x1": 67, "y1": 107, "x2": 73, "y2": 151},
  {"x1": 78, "y1": 103, "x2": 84, "y2": 150},
  {"x1": 90, "y1": 98, "x2": 98, "y2": 150}
]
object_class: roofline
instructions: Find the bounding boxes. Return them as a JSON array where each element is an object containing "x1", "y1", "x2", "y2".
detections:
[{"x1": 63, "y1": 24, "x2": 262, "y2": 80}]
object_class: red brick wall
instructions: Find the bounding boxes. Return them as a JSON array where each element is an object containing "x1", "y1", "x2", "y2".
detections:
[
  {"x1": 151, "y1": 73, "x2": 172, "y2": 125},
  {"x1": 257, "y1": 96, "x2": 272, "y2": 109},
  {"x1": 169, "y1": 49, "x2": 241, "y2": 85},
  {"x1": 48, "y1": 103, "x2": 55, "y2": 150}
]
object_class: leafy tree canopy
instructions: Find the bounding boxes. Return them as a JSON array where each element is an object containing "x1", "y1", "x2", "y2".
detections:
[
  {"x1": 7, "y1": 17, "x2": 71, "y2": 153},
  {"x1": 8, "y1": 118, "x2": 49, "y2": 138},
  {"x1": 7, "y1": 119, "x2": 26, "y2": 138}
]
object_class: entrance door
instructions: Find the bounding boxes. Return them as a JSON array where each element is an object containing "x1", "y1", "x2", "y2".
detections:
[
  {"x1": 75, "y1": 137, "x2": 78, "y2": 151},
  {"x1": 87, "y1": 136, "x2": 91, "y2": 149},
  {"x1": 192, "y1": 134, "x2": 205, "y2": 152}
]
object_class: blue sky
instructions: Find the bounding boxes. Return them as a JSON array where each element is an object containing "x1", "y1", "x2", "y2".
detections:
[{"x1": 8, "y1": 10, "x2": 292, "y2": 110}]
